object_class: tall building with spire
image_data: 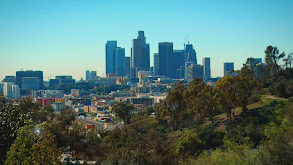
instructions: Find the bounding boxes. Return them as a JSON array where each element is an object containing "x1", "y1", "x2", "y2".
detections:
[
  {"x1": 131, "y1": 31, "x2": 150, "y2": 78},
  {"x1": 184, "y1": 43, "x2": 197, "y2": 64}
]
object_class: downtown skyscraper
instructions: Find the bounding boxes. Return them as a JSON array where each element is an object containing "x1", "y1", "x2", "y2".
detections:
[
  {"x1": 184, "y1": 43, "x2": 197, "y2": 64},
  {"x1": 125, "y1": 57, "x2": 131, "y2": 76},
  {"x1": 184, "y1": 43, "x2": 197, "y2": 81},
  {"x1": 131, "y1": 31, "x2": 150, "y2": 78},
  {"x1": 158, "y1": 42, "x2": 173, "y2": 78},
  {"x1": 203, "y1": 57, "x2": 211, "y2": 81},
  {"x1": 105, "y1": 41, "x2": 117, "y2": 75},
  {"x1": 153, "y1": 53, "x2": 159, "y2": 75},
  {"x1": 115, "y1": 47, "x2": 126, "y2": 76},
  {"x1": 224, "y1": 62, "x2": 234, "y2": 76}
]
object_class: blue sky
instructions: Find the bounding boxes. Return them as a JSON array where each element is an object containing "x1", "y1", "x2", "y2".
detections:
[{"x1": 0, "y1": 0, "x2": 293, "y2": 80}]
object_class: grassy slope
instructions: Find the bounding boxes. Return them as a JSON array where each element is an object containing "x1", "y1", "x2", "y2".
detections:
[
  {"x1": 207, "y1": 95, "x2": 288, "y2": 131},
  {"x1": 168, "y1": 95, "x2": 289, "y2": 137}
]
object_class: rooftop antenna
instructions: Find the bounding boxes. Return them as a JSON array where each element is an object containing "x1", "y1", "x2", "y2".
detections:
[{"x1": 187, "y1": 35, "x2": 190, "y2": 44}]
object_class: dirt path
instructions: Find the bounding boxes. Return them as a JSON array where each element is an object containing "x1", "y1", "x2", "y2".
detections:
[{"x1": 264, "y1": 95, "x2": 288, "y2": 100}]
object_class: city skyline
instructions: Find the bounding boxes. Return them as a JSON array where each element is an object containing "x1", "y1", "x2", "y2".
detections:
[{"x1": 1, "y1": 0, "x2": 293, "y2": 80}]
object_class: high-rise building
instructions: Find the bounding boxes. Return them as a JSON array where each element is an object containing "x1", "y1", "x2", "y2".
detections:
[
  {"x1": 3, "y1": 82, "x2": 20, "y2": 99},
  {"x1": 3, "y1": 83, "x2": 12, "y2": 98},
  {"x1": 90, "y1": 71, "x2": 97, "y2": 80},
  {"x1": 2, "y1": 76, "x2": 16, "y2": 84},
  {"x1": 22, "y1": 77, "x2": 40, "y2": 90},
  {"x1": 203, "y1": 57, "x2": 211, "y2": 82},
  {"x1": 158, "y1": 42, "x2": 173, "y2": 77},
  {"x1": 176, "y1": 66, "x2": 185, "y2": 79},
  {"x1": 184, "y1": 44, "x2": 197, "y2": 64},
  {"x1": 186, "y1": 64, "x2": 204, "y2": 82},
  {"x1": 106, "y1": 41, "x2": 117, "y2": 74},
  {"x1": 154, "y1": 53, "x2": 159, "y2": 75},
  {"x1": 224, "y1": 62, "x2": 234, "y2": 76},
  {"x1": 131, "y1": 31, "x2": 150, "y2": 78},
  {"x1": 192, "y1": 64, "x2": 204, "y2": 80},
  {"x1": 185, "y1": 62, "x2": 193, "y2": 81},
  {"x1": 125, "y1": 57, "x2": 131, "y2": 76},
  {"x1": 0, "y1": 83, "x2": 4, "y2": 94},
  {"x1": 172, "y1": 50, "x2": 185, "y2": 78},
  {"x1": 86, "y1": 70, "x2": 90, "y2": 81},
  {"x1": 16, "y1": 70, "x2": 43, "y2": 89},
  {"x1": 115, "y1": 47, "x2": 126, "y2": 76}
]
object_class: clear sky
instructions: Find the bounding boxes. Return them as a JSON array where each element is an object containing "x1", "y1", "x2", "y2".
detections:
[{"x1": 0, "y1": 0, "x2": 293, "y2": 81}]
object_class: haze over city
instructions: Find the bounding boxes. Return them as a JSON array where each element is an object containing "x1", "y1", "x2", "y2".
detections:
[
  {"x1": 1, "y1": 0, "x2": 293, "y2": 80},
  {"x1": 2, "y1": 0, "x2": 293, "y2": 164}
]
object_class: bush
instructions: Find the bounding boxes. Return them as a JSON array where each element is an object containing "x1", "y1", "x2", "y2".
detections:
[{"x1": 288, "y1": 97, "x2": 293, "y2": 103}]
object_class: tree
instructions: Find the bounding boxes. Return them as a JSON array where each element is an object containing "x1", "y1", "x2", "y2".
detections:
[
  {"x1": 30, "y1": 129, "x2": 62, "y2": 164},
  {"x1": 5, "y1": 125, "x2": 62, "y2": 165},
  {"x1": 0, "y1": 94, "x2": 6, "y2": 106},
  {"x1": 161, "y1": 81, "x2": 188, "y2": 131},
  {"x1": 68, "y1": 122, "x2": 87, "y2": 161},
  {"x1": 19, "y1": 97, "x2": 35, "y2": 114},
  {"x1": 283, "y1": 52, "x2": 293, "y2": 69},
  {"x1": 265, "y1": 45, "x2": 285, "y2": 76},
  {"x1": 83, "y1": 130, "x2": 103, "y2": 162},
  {"x1": 112, "y1": 102, "x2": 135, "y2": 124},
  {"x1": 214, "y1": 75, "x2": 237, "y2": 120},
  {"x1": 175, "y1": 134, "x2": 204, "y2": 158},
  {"x1": 234, "y1": 66, "x2": 257, "y2": 111},
  {"x1": 103, "y1": 120, "x2": 175, "y2": 165},
  {"x1": 0, "y1": 105, "x2": 30, "y2": 164},
  {"x1": 195, "y1": 85, "x2": 218, "y2": 122},
  {"x1": 184, "y1": 77, "x2": 205, "y2": 116},
  {"x1": 42, "y1": 108, "x2": 76, "y2": 150},
  {"x1": 257, "y1": 117, "x2": 293, "y2": 165},
  {"x1": 5, "y1": 125, "x2": 36, "y2": 165}
]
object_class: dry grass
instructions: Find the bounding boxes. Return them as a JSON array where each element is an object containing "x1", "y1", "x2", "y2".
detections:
[{"x1": 209, "y1": 95, "x2": 278, "y2": 131}]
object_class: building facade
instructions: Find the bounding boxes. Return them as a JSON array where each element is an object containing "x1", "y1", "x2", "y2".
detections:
[
  {"x1": 184, "y1": 44, "x2": 197, "y2": 64},
  {"x1": 3, "y1": 82, "x2": 20, "y2": 99},
  {"x1": 16, "y1": 70, "x2": 43, "y2": 89},
  {"x1": 203, "y1": 57, "x2": 211, "y2": 82},
  {"x1": 86, "y1": 70, "x2": 90, "y2": 81},
  {"x1": 192, "y1": 64, "x2": 204, "y2": 80},
  {"x1": 125, "y1": 57, "x2": 131, "y2": 76},
  {"x1": 172, "y1": 50, "x2": 185, "y2": 78},
  {"x1": 154, "y1": 53, "x2": 159, "y2": 76},
  {"x1": 90, "y1": 71, "x2": 97, "y2": 80},
  {"x1": 131, "y1": 31, "x2": 150, "y2": 78},
  {"x1": 105, "y1": 41, "x2": 117, "y2": 74},
  {"x1": 224, "y1": 62, "x2": 234, "y2": 76},
  {"x1": 22, "y1": 77, "x2": 40, "y2": 90},
  {"x1": 2, "y1": 76, "x2": 16, "y2": 84},
  {"x1": 115, "y1": 47, "x2": 126, "y2": 76},
  {"x1": 158, "y1": 42, "x2": 173, "y2": 77},
  {"x1": 185, "y1": 62, "x2": 193, "y2": 81}
]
